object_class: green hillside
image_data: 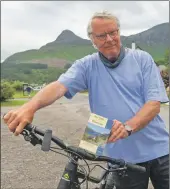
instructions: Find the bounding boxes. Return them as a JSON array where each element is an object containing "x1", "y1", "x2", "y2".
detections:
[
  {"x1": 1, "y1": 23, "x2": 169, "y2": 84},
  {"x1": 1, "y1": 63, "x2": 65, "y2": 84},
  {"x1": 136, "y1": 44, "x2": 167, "y2": 61},
  {"x1": 3, "y1": 23, "x2": 169, "y2": 65},
  {"x1": 4, "y1": 45, "x2": 96, "y2": 64},
  {"x1": 4, "y1": 43, "x2": 167, "y2": 65}
]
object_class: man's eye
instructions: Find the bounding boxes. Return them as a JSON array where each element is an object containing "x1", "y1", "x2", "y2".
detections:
[
  {"x1": 109, "y1": 31, "x2": 116, "y2": 36},
  {"x1": 97, "y1": 34, "x2": 106, "y2": 39}
]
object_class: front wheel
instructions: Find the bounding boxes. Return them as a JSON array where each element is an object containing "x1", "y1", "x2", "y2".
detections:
[
  {"x1": 98, "y1": 172, "x2": 115, "y2": 189},
  {"x1": 104, "y1": 172, "x2": 115, "y2": 189}
]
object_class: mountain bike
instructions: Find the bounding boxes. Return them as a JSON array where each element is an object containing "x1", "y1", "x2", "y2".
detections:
[{"x1": 12, "y1": 123, "x2": 146, "y2": 189}]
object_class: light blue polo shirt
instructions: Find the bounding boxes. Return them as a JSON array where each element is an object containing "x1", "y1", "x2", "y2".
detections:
[{"x1": 58, "y1": 48, "x2": 169, "y2": 163}]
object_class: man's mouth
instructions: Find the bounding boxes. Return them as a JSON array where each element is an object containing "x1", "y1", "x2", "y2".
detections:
[{"x1": 105, "y1": 44, "x2": 116, "y2": 49}]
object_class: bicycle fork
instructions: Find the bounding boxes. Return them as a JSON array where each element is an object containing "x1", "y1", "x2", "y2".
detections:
[{"x1": 57, "y1": 155, "x2": 80, "y2": 189}]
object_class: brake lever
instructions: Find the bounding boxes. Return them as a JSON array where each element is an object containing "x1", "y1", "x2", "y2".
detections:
[
  {"x1": 21, "y1": 129, "x2": 42, "y2": 146},
  {"x1": 30, "y1": 132, "x2": 42, "y2": 146},
  {"x1": 21, "y1": 129, "x2": 31, "y2": 141}
]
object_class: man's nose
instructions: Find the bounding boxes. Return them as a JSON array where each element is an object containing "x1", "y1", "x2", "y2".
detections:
[{"x1": 105, "y1": 34, "x2": 113, "y2": 42}]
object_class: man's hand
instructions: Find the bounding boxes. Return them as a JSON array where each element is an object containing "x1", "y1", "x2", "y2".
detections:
[
  {"x1": 3, "y1": 81, "x2": 67, "y2": 136},
  {"x1": 3, "y1": 105, "x2": 35, "y2": 136},
  {"x1": 107, "y1": 120, "x2": 128, "y2": 143}
]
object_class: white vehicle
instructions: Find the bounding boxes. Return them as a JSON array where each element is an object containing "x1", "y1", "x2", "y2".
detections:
[{"x1": 33, "y1": 86, "x2": 43, "y2": 91}]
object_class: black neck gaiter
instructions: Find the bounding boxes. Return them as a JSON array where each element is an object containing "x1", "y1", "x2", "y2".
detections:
[{"x1": 99, "y1": 46, "x2": 125, "y2": 68}]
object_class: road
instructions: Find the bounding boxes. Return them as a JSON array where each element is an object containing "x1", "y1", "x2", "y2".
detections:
[{"x1": 1, "y1": 94, "x2": 169, "y2": 189}]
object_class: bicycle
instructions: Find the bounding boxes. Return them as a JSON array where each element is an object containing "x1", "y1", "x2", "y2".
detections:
[{"x1": 9, "y1": 123, "x2": 145, "y2": 189}]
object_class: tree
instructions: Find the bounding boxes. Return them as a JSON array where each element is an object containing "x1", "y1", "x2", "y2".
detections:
[
  {"x1": 164, "y1": 48, "x2": 170, "y2": 66},
  {"x1": 1, "y1": 81, "x2": 15, "y2": 101},
  {"x1": 155, "y1": 59, "x2": 165, "y2": 66}
]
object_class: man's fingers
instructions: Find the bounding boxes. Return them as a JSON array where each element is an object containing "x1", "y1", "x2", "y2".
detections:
[
  {"x1": 7, "y1": 113, "x2": 17, "y2": 125},
  {"x1": 113, "y1": 130, "x2": 127, "y2": 142},
  {"x1": 108, "y1": 127, "x2": 122, "y2": 142},
  {"x1": 3, "y1": 112, "x2": 12, "y2": 123},
  {"x1": 14, "y1": 121, "x2": 28, "y2": 136},
  {"x1": 111, "y1": 120, "x2": 123, "y2": 133},
  {"x1": 3, "y1": 107, "x2": 34, "y2": 137},
  {"x1": 8, "y1": 119, "x2": 19, "y2": 132},
  {"x1": 108, "y1": 120, "x2": 128, "y2": 143}
]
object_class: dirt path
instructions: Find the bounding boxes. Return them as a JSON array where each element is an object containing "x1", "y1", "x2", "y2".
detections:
[{"x1": 1, "y1": 94, "x2": 169, "y2": 189}]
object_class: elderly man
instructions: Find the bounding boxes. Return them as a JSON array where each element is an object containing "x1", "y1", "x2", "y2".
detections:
[{"x1": 4, "y1": 11, "x2": 169, "y2": 189}]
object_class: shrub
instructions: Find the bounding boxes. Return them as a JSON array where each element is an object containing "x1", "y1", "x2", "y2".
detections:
[
  {"x1": 164, "y1": 48, "x2": 170, "y2": 66},
  {"x1": 12, "y1": 80, "x2": 24, "y2": 91},
  {"x1": 1, "y1": 81, "x2": 15, "y2": 101},
  {"x1": 160, "y1": 70, "x2": 169, "y2": 89},
  {"x1": 155, "y1": 60, "x2": 166, "y2": 66}
]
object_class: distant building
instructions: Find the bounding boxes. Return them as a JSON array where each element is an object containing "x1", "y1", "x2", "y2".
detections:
[{"x1": 131, "y1": 42, "x2": 143, "y2": 50}]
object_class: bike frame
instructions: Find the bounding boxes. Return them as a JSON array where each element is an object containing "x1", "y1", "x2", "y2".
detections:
[
  {"x1": 57, "y1": 154, "x2": 108, "y2": 189},
  {"x1": 6, "y1": 123, "x2": 145, "y2": 189},
  {"x1": 57, "y1": 155, "x2": 80, "y2": 189}
]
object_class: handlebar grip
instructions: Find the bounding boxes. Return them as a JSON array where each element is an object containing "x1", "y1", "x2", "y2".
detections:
[
  {"x1": 126, "y1": 162, "x2": 146, "y2": 173},
  {"x1": 41, "y1": 129, "x2": 52, "y2": 151},
  {"x1": 24, "y1": 124, "x2": 34, "y2": 131}
]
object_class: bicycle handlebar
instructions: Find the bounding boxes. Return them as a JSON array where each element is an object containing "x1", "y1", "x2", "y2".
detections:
[{"x1": 24, "y1": 124, "x2": 146, "y2": 173}]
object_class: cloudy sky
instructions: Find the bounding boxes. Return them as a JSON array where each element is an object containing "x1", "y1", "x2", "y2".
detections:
[{"x1": 1, "y1": 1, "x2": 169, "y2": 61}]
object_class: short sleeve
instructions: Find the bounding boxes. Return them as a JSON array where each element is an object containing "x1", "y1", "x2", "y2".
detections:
[
  {"x1": 57, "y1": 60, "x2": 88, "y2": 99},
  {"x1": 142, "y1": 53, "x2": 169, "y2": 103}
]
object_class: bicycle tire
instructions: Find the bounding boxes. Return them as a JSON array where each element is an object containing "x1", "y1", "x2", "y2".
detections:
[{"x1": 104, "y1": 172, "x2": 116, "y2": 189}]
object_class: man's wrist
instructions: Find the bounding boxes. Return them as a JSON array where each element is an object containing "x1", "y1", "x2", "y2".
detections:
[
  {"x1": 124, "y1": 118, "x2": 142, "y2": 133},
  {"x1": 22, "y1": 101, "x2": 39, "y2": 113},
  {"x1": 123, "y1": 123, "x2": 133, "y2": 136}
]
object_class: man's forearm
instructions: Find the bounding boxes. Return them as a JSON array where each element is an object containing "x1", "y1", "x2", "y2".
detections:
[
  {"x1": 23, "y1": 81, "x2": 67, "y2": 113},
  {"x1": 125, "y1": 101, "x2": 161, "y2": 133}
]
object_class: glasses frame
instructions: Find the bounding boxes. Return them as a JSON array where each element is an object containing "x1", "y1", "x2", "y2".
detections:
[{"x1": 90, "y1": 29, "x2": 119, "y2": 41}]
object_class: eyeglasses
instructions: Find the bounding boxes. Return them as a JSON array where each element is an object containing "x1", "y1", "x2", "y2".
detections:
[{"x1": 90, "y1": 29, "x2": 119, "y2": 41}]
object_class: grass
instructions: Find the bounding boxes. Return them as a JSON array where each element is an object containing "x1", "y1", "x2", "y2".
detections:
[
  {"x1": 1, "y1": 90, "x2": 37, "y2": 107},
  {"x1": 1, "y1": 100, "x2": 27, "y2": 107},
  {"x1": 13, "y1": 90, "x2": 37, "y2": 98}
]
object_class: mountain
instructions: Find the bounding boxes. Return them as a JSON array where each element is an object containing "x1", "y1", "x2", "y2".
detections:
[
  {"x1": 3, "y1": 22, "x2": 169, "y2": 66},
  {"x1": 121, "y1": 23, "x2": 169, "y2": 58},
  {"x1": 86, "y1": 126, "x2": 110, "y2": 137},
  {"x1": 41, "y1": 30, "x2": 91, "y2": 47},
  {"x1": 125, "y1": 23, "x2": 169, "y2": 46}
]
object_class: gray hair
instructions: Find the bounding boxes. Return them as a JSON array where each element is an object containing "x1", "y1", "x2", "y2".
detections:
[{"x1": 87, "y1": 11, "x2": 120, "y2": 39}]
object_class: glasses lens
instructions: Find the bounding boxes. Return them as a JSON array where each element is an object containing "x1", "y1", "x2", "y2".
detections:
[
  {"x1": 109, "y1": 30, "x2": 118, "y2": 38},
  {"x1": 97, "y1": 34, "x2": 106, "y2": 40},
  {"x1": 94, "y1": 29, "x2": 118, "y2": 41}
]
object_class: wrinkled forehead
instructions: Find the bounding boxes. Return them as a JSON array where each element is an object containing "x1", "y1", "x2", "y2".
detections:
[{"x1": 91, "y1": 18, "x2": 118, "y2": 34}]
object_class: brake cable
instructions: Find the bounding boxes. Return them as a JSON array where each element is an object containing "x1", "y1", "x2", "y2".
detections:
[{"x1": 49, "y1": 148, "x2": 89, "y2": 189}]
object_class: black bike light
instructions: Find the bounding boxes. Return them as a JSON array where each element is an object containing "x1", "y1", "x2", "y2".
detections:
[{"x1": 41, "y1": 129, "x2": 52, "y2": 151}]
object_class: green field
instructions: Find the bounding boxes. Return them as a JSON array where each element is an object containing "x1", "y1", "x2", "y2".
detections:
[
  {"x1": 13, "y1": 90, "x2": 38, "y2": 98},
  {"x1": 1, "y1": 90, "x2": 37, "y2": 107},
  {"x1": 1, "y1": 100, "x2": 27, "y2": 107}
]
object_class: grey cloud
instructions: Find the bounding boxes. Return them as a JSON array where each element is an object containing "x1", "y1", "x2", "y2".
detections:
[
  {"x1": 86, "y1": 1, "x2": 144, "y2": 15},
  {"x1": 1, "y1": 1, "x2": 169, "y2": 61}
]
